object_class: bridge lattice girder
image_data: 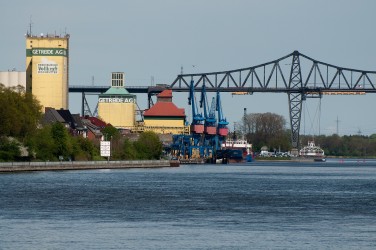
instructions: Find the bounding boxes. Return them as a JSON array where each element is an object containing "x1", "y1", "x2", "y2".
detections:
[
  {"x1": 170, "y1": 50, "x2": 376, "y2": 93},
  {"x1": 169, "y1": 50, "x2": 376, "y2": 149},
  {"x1": 69, "y1": 50, "x2": 376, "y2": 149}
]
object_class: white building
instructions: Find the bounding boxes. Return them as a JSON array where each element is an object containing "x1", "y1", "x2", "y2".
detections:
[{"x1": 0, "y1": 71, "x2": 26, "y2": 89}]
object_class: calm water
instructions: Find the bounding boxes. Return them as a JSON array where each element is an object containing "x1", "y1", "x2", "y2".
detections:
[{"x1": 1, "y1": 160, "x2": 376, "y2": 249}]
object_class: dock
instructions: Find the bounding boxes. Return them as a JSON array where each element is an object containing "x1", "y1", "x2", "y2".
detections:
[{"x1": 179, "y1": 158, "x2": 206, "y2": 164}]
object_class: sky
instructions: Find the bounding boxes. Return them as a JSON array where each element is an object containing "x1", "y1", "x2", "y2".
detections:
[{"x1": 1, "y1": 0, "x2": 376, "y2": 136}]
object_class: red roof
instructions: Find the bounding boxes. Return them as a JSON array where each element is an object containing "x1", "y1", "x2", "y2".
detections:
[
  {"x1": 157, "y1": 89, "x2": 172, "y2": 98},
  {"x1": 85, "y1": 116, "x2": 108, "y2": 128},
  {"x1": 144, "y1": 102, "x2": 185, "y2": 117}
]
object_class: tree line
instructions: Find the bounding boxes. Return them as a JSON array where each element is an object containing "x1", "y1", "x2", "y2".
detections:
[
  {"x1": 0, "y1": 84, "x2": 163, "y2": 162},
  {"x1": 236, "y1": 112, "x2": 376, "y2": 157},
  {"x1": 2, "y1": 84, "x2": 375, "y2": 161}
]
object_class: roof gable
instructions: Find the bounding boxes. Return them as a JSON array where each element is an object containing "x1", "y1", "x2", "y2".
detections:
[
  {"x1": 72, "y1": 114, "x2": 85, "y2": 129},
  {"x1": 144, "y1": 102, "x2": 185, "y2": 117},
  {"x1": 56, "y1": 109, "x2": 76, "y2": 129},
  {"x1": 102, "y1": 87, "x2": 131, "y2": 95},
  {"x1": 43, "y1": 107, "x2": 65, "y2": 124},
  {"x1": 157, "y1": 89, "x2": 172, "y2": 98},
  {"x1": 85, "y1": 116, "x2": 108, "y2": 128}
]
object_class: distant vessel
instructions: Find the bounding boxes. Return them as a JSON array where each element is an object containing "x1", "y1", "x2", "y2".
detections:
[
  {"x1": 299, "y1": 141, "x2": 326, "y2": 162},
  {"x1": 217, "y1": 139, "x2": 253, "y2": 163}
]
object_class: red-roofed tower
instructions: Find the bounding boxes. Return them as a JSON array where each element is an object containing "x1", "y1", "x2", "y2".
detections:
[{"x1": 143, "y1": 90, "x2": 188, "y2": 134}]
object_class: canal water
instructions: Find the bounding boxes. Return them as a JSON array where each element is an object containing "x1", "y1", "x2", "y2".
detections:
[{"x1": 1, "y1": 160, "x2": 376, "y2": 249}]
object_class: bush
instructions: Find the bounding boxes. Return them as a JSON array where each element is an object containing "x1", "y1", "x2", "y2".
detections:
[
  {"x1": 134, "y1": 131, "x2": 163, "y2": 159},
  {"x1": 0, "y1": 137, "x2": 21, "y2": 161}
]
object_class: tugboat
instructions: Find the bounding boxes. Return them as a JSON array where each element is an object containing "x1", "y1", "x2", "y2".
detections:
[{"x1": 299, "y1": 141, "x2": 326, "y2": 162}]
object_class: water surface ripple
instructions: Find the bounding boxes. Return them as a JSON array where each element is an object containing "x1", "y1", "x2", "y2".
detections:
[{"x1": 1, "y1": 160, "x2": 376, "y2": 249}]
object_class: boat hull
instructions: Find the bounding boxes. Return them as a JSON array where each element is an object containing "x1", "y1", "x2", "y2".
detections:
[
  {"x1": 314, "y1": 158, "x2": 326, "y2": 162},
  {"x1": 216, "y1": 149, "x2": 252, "y2": 164},
  {"x1": 293, "y1": 157, "x2": 326, "y2": 162}
]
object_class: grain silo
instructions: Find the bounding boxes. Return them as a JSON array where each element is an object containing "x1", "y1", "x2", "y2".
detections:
[
  {"x1": 26, "y1": 33, "x2": 69, "y2": 110},
  {"x1": 98, "y1": 72, "x2": 136, "y2": 128}
]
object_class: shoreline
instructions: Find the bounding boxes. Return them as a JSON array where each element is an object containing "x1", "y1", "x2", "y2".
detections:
[
  {"x1": 254, "y1": 157, "x2": 321, "y2": 162},
  {"x1": 0, "y1": 160, "x2": 179, "y2": 173}
]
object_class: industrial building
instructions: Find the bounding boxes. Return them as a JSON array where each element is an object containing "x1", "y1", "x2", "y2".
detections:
[
  {"x1": 143, "y1": 89, "x2": 188, "y2": 134},
  {"x1": 98, "y1": 72, "x2": 137, "y2": 128},
  {"x1": 26, "y1": 33, "x2": 69, "y2": 110},
  {"x1": 0, "y1": 71, "x2": 26, "y2": 89}
]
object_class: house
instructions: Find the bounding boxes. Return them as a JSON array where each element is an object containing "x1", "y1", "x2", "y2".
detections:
[
  {"x1": 81, "y1": 117, "x2": 104, "y2": 141},
  {"x1": 42, "y1": 107, "x2": 87, "y2": 137}
]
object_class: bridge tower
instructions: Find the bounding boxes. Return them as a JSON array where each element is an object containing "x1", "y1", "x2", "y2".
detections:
[{"x1": 288, "y1": 51, "x2": 303, "y2": 154}]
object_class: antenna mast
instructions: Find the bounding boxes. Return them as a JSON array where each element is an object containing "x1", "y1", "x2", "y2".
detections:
[
  {"x1": 28, "y1": 16, "x2": 33, "y2": 36},
  {"x1": 243, "y1": 108, "x2": 247, "y2": 140},
  {"x1": 336, "y1": 116, "x2": 340, "y2": 135}
]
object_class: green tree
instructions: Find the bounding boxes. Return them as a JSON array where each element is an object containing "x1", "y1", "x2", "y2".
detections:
[
  {"x1": 0, "y1": 137, "x2": 21, "y2": 161},
  {"x1": 121, "y1": 137, "x2": 137, "y2": 160},
  {"x1": 71, "y1": 136, "x2": 99, "y2": 161},
  {"x1": 26, "y1": 125, "x2": 55, "y2": 160},
  {"x1": 102, "y1": 125, "x2": 120, "y2": 141},
  {"x1": 134, "y1": 131, "x2": 162, "y2": 159},
  {"x1": 26, "y1": 124, "x2": 102, "y2": 161},
  {"x1": 243, "y1": 112, "x2": 289, "y2": 151},
  {"x1": 0, "y1": 84, "x2": 42, "y2": 139},
  {"x1": 51, "y1": 122, "x2": 72, "y2": 159}
]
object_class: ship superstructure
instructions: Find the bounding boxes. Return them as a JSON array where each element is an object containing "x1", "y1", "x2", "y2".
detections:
[{"x1": 299, "y1": 141, "x2": 325, "y2": 161}]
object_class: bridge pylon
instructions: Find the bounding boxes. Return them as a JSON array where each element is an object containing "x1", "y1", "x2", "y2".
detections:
[
  {"x1": 288, "y1": 51, "x2": 303, "y2": 154},
  {"x1": 81, "y1": 92, "x2": 93, "y2": 117}
]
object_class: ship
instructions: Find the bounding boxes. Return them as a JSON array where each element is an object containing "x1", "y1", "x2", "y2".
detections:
[
  {"x1": 216, "y1": 139, "x2": 253, "y2": 163},
  {"x1": 299, "y1": 141, "x2": 326, "y2": 162}
]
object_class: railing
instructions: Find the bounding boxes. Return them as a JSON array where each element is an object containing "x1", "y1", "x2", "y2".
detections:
[
  {"x1": 119, "y1": 125, "x2": 190, "y2": 134},
  {"x1": 0, "y1": 160, "x2": 169, "y2": 167}
]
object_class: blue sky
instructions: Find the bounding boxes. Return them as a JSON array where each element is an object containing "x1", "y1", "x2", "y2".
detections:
[{"x1": 2, "y1": 0, "x2": 376, "y2": 135}]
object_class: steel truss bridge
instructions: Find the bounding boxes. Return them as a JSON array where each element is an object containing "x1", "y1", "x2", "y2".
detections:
[{"x1": 69, "y1": 50, "x2": 376, "y2": 149}]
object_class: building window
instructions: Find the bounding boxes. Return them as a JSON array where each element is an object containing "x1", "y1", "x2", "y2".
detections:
[{"x1": 111, "y1": 72, "x2": 124, "y2": 87}]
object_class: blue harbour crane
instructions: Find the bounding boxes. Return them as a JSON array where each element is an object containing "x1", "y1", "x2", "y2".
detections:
[
  {"x1": 200, "y1": 84, "x2": 217, "y2": 134},
  {"x1": 188, "y1": 80, "x2": 204, "y2": 134},
  {"x1": 170, "y1": 81, "x2": 230, "y2": 161},
  {"x1": 171, "y1": 80, "x2": 206, "y2": 159},
  {"x1": 216, "y1": 91, "x2": 229, "y2": 138},
  {"x1": 200, "y1": 84, "x2": 218, "y2": 159}
]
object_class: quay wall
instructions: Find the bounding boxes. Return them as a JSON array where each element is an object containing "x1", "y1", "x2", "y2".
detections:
[{"x1": 0, "y1": 160, "x2": 173, "y2": 173}]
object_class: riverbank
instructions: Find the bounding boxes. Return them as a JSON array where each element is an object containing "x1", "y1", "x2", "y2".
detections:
[
  {"x1": 254, "y1": 157, "x2": 323, "y2": 162},
  {"x1": 0, "y1": 160, "x2": 179, "y2": 173}
]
